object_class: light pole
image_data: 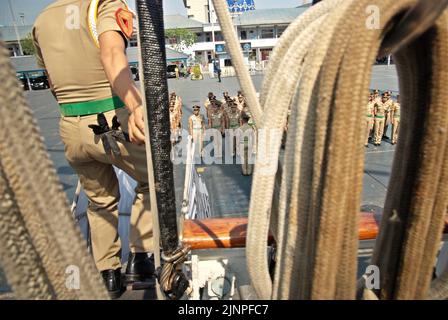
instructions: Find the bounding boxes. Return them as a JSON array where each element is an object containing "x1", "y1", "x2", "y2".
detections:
[{"x1": 8, "y1": 0, "x2": 24, "y2": 56}]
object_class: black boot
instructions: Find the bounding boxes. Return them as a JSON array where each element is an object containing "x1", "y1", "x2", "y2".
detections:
[
  {"x1": 101, "y1": 269, "x2": 123, "y2": 299},
  {"x1": 124, "y1": 252, "x2": 155, "y2": 283}
]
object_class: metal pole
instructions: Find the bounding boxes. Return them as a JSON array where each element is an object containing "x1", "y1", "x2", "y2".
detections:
[{"x1": 8, "y1": 0, "x2": 24, "y2": 56}]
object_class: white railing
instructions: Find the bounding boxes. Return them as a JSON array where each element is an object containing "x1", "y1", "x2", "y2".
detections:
[{"x1": 181, "y1": 136, "x2": 211, "y2": 220}]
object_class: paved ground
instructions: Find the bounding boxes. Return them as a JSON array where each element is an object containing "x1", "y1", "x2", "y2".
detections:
[{"x1": 0, "y1": 65, "x2": 399, "y2": 298}]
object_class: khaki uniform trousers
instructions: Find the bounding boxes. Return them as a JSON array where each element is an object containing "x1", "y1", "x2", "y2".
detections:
[
  {"x1": 241, "y1": 144, "x2": 253, "y2": 176},
  {"x1": 212, "y1": 127, "x2": 223, "y2": 158},
  {"x1": 392, "y1": 118, "x2": 400, "y2": 144},
  {"x1": 383, "y1": 112, "x2": 390, "y2": 137},
  {"x1": 60, "y1": 108, "x2": 153, "y2": 271},
  {"x1": 192, "y1": 129, "x2": 203, "y2": 157},
  {"x1": 365, "y1": 117, "x2": 374, "y2": 145},
  {"x1": 374, "y1": 117, "x2": 385, "y2": 145}
]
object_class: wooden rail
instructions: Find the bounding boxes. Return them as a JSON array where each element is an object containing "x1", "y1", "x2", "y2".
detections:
[{"x1": 182, "y1": 213, "x2": 448, "y2": 250}]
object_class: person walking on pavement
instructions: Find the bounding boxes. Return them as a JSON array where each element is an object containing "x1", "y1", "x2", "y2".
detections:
[
  {"x1": 215, "y1": 61, "x2": 222, "y2": 83},
  {"x1": 32, "y1": 0, "x2": 155, "y2": 298}
]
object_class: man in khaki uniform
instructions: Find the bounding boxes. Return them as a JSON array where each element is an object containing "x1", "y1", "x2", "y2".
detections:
[
  {"x1": 373, "y1": 93, "x2": 388, "y2": 146},
  {"x1": 209, "y1": 101, "x2": 226, "y2": 158},
  {"x1": 204, "y1": 92, "x2": 215, "y2": 120},
  {"x1": 169, "y1": 101, "x2": 180, "y2": 144},
  {"x1": 226, "y1": 100, "x2": 241, "y2": 157},
  {"x1": 391, "y1": 94, "x2": 401, "y2": 145},
  {"x1": 33, "y1": 0, "x2": 154, "y2": 298},
  {"x1": 188, "y1": 105, "x2": 205, "y2": 158},
  {"x1": 236, "y1": 93, "x2": 245, "y2": 112},
  {"x1": 365, "y1": 93, "x2": 375, "y2": 147},
  {"x1": 239, "y1": 113, "x2": 255, "y2": 176},
  {"x1": 373, "y1": 89, "x2": 381, "y2": 103},
  {"x1": 382, "y1": 91, "x2": 394, "y2": 140}
]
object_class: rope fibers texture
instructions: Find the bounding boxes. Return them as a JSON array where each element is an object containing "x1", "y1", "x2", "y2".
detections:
[{"x1": 212, "y1": 0, "x2": 448, "y2": 300}]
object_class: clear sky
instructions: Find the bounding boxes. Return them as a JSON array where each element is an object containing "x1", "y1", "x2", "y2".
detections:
[{"x1": 0, "y1": 0, "x2": 307, "y2": 26}]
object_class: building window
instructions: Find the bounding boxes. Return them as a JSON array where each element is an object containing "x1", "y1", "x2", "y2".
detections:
[
  {"x1": 207, "y1": 51, "x2": 213, "y2": 63},
  {"x1": 241, "y1": 30, "x2": 247, "y2": 40},
  {"x1": 224, "y1": 59, "x2": 232, "y2": 67},
  {"x1": 249, "y1": 30, "x2": 257, "y2": 40},
  {"x1": 261, "y1": 28, "x2": 274, "y2": 39},
  {"x1": 277, "y1": 26, "x2": 287, "y2": 38},
  {"x1": 260, "y1": 48, "x2": 272, "y2": 61},
  {"x1": 215, "y1": 32, "x2": 223, "y2": 42}
]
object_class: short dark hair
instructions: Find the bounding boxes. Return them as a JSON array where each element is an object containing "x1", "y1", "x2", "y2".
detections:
[{"x1": 241, "y1": 112, "x2": 250, "y2": 122}]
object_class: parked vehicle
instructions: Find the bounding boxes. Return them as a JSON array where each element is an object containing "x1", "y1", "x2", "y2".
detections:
[
  {"x1": 17, "y1": 73, "x2": 29, "y2": 91},
  {"x1": 130, "y1": 65, "x2": 139, "y2": 81},
  {"x1": 167, "y1": 65, "x2": 177, "y2": 78},
  {"x1": 29, "y1": 76, "x2": 50, "y2": 90}
]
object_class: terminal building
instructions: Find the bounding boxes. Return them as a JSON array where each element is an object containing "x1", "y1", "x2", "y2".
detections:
[
  {"x1": 2, "y1": 1, "x2": 313, "y2": 76},
  {"x1": 172, "y1": 1, "x2": 310, "y2": 71}
]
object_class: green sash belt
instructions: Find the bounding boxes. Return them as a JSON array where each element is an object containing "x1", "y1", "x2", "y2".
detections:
[
  {"x1": 366, "y1": 115, "x2": 373, "y2": 118},
  {"x1": 375, "y1": 115, "x2": 385, "y2": 119},
  {"x1": 59, "y1": 96, "x2": 125, "y2": 117}
]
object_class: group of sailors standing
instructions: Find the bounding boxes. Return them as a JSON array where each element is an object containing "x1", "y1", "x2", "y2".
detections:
[
  {"x1": 169, "y1": 90, "x2": 256, "y2": 175},
  {"x1": 365, "y1": 89, "x2": 401, "y2": 147}
]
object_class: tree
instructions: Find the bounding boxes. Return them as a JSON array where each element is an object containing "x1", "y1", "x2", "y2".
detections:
[
  {"x1": 165, "y1": 28, "x2": 197, "y2": 52},
  {"x1": 20, "y1": 33, "x2": 36, "y2": 56}
]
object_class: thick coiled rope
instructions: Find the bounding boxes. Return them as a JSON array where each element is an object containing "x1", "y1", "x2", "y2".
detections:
[
  {"x1": 212, "y1": 0, "x2": 448, "y2": 299},
  {"x1": 0, "y1": 41, "x2": 109, "y2": 300}
]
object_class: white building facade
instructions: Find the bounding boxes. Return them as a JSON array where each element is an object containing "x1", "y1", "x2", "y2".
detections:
[{"x1": 171, "y1": 6, "x2": 310, "y2": 70}]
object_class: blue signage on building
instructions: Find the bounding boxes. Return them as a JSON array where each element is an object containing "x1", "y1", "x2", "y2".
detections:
[
  {"x1": 241, "y1": 42, "x2": 252, "y2": 52},
  {"x1": 227, "y1": 0, "x2": 256, "y2": 13},
  {"x1": 215, "y1": 44, "x2": 226, "y2": 54}
]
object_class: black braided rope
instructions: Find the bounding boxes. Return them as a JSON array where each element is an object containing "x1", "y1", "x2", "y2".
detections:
[{"x1": 136, "y1": 0, "x2": 178, "y2": 253}]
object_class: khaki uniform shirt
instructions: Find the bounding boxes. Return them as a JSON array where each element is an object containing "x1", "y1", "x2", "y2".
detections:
[
  {"x1": 375, "y1": 101, "x2": 387, "y2": 117},
  {"x1": 210, "y1": 111, "x2": 224, "y2": 129},
  {"x1": 190, "y1": 114, "x2": 204, "y2": 131},
  {"x1": 392, "y1": 102, "x2": 401, "y2": 120},
  {"x1": 32, "y1": 0, "x2": 129, "y2": 104},
  {"x1": 204, "y1": 99, "x2": 212, "y2": 112},
  {"x1": 228, "y1": 110, "x2": 241, "y2": 129},
  {"x1": 384, "y1": 98, "x2": 394, "y2": 113},
  {"x1": 366, "y1": 101, "x2": 375, "y2": 119}
]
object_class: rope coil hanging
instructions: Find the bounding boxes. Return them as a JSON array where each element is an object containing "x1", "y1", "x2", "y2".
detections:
[
  {"x1": 212, "y1": 0, "x2": 448, "y2": 300},
  {"x1": 0, "y1": 41, "x2": 109, "y2": 300}
]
